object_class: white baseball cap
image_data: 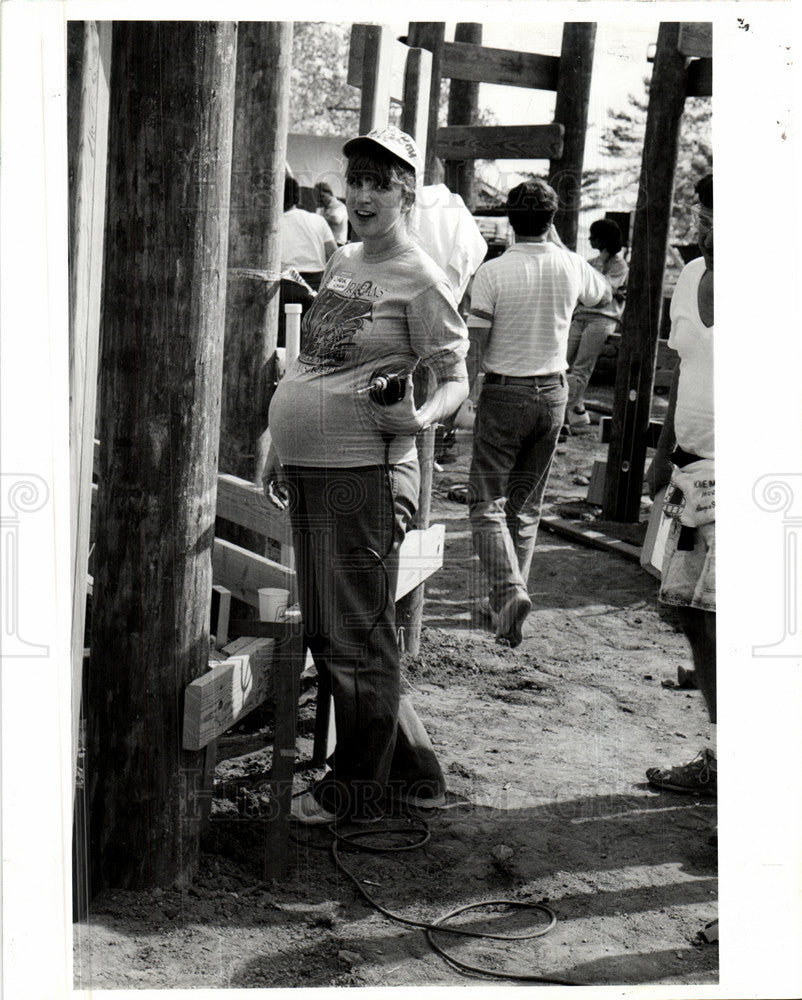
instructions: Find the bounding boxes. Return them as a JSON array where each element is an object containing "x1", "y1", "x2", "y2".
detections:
[{"x1": 343, "y1": 126, "x2": 420, "y2": 176}]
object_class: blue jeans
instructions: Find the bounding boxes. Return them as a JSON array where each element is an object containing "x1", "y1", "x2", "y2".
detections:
[
  {"x1": 468, "y1": 375, "x2": 568, "y2": 610},
  {"x1": 566, "y1": 314, "x2": 617, "y2": 410},
  {"x1": 283, "y1": 462, "x2": 445, "y2": 819}
]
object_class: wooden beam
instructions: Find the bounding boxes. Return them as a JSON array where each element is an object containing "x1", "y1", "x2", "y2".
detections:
[
  {"x1": 358, "y1": 23, "x2": 395, "y2": 133},
  {"x1": 407, "y1": 22, "x2": 446, "y2": 184},
  {"x1": 445, "y1": 23, "x2": 482, "y2": 211},
  {"x1": 182, "y1": 638, "x2": 277, "y2": 751},
  {"x1": 442, "y1": 40, "x2": 560, "y2": 90},
  {"x1": 87, "y1": 22, "x2": 238, "y2": 892},
  {"x1": 686, "y1": 58, "x2": 712, "y2": 98},
  {"x1": 598, "y1": 415, "x2": 663, "y2": 448},
  {"x1": 548, "y1": 22, "x2": 597, "y2": 250},
  {"x1": 603, "y1": 23, "x2": 689, "y2": 522},
  {"x1": 215, "y1": 473, "x2": 293, "y2": 548},
  {"x1": 348, "y1": 23, "x2": 408, "y2": 103},
  {"x1": 221, "y1": 23, "x2": 292, "y2": 482},
  {"x1": 400, "y1": 44, "x2": 432, "y2": 165},
  {"x1": 541, "y1": 516, "x2": 642, "y2": 564},
  {"x1": 69, "y1": 21, "x2": 111, "y2": 807},
  {"x1": 436, "y1": 124, "x2": 564, "y2": 161},
  {"x1": 678, "y1": 23, "x2": 712, "y2": 58},
  {"x1": 212, "y1": 537, "x2": 296, "y2": 608}
]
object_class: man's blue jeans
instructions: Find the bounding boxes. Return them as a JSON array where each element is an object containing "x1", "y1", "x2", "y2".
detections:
[
  {"x1": 283, "y1": 462, "x2": 445, "y2": 819},
  {"x1": 468, "y1": 374, "x2": 568, "y2": 611}
]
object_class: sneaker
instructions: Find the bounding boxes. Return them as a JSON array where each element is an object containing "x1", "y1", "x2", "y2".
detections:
[
  {"x1": 495, "y1": 590, "x2": 532, "y2": 648},
  {"x1": 568, "y1": 407, "x2": 591, "y2": 427},
  {"x1": 395, "y1": 786, "x2": 447, "y2": 810},
  {"x1": 290, "y1": 790, "x2": 337, "y2": 826},
  {"x1": 646, "y1": 748, "x2": 717, "y2": 796}
]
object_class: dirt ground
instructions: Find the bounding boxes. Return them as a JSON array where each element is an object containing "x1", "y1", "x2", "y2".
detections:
[{"x1": 74, "y1": 388, "x2": 718, "y2": 989}]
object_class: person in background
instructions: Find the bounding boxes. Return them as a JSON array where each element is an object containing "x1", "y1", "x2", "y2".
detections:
[
  {"x1": 565, "y1": 218, "x2": 628, "y2": 431},
  {"x1": 263, "y1": 126, "x2": 469, "y2": 825},
  {"x1": 281, "y1": 175, "x2": 337, "y2": 291},
  {"x1": 466, "y1": 180, "x2": 611, "y2": 647},
  {"x1": 315, "y1": 181, "x2": 349, "y2": 246},
  {"x1": 645, "y1": 173, "x2": 716, "y2": 800}
]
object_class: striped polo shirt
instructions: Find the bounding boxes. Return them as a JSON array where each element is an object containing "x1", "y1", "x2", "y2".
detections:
[{"x1": 470, "y1": 242, "x2": 610, "y2": 375}]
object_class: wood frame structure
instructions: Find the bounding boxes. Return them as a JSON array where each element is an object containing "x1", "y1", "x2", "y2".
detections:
[{"x1": 349, "y1": 21, "x2": 597, "y2": 248}]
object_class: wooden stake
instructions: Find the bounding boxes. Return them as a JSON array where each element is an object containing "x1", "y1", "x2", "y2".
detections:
[
  {"x1": 87, "y1": 21, "x2": 238, "y2": 893},
  {"x1": 406, "y1": 22, "x2": 446, "y2": 184},
  {"x1": 220, "y1": 22, "x2": 293, "y2": 482},
  {"x1": 548, "y1": 23, "x2": 597, "y2": 250},
  {"x1": 445, "y1": 23, "x2": 482, "y2": 211},
  {"x1": 602, "y1": 23, "x2": 689, "y2": 522}
]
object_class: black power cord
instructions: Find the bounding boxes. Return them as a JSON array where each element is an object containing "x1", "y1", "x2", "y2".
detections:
[{"x1": 291, "y1": 816, "x2": 580, "y2": 986}]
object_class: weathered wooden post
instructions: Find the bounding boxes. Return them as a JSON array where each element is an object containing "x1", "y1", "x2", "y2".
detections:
[
  {"x1": 86, "y1": 21, "x2": 237, "y2": 892},
  {"x1": 548, "y1": 22, "x2": 597, "y2": 250},
  {"x1": 220, "y1": 22, "x2": 293, "y2": 482},
  {"x1": 394, "y1": 24, "x2": 440, "y2": 656},
  {"x1": 406, "y1": 22, "x2": 446, "y2": 184},
  {"x1": 603, "y1": 23, "x2": 689, "y2": 522},
  {"x1": 445, "y1": 22, "x2": 482, "y2": 210}
]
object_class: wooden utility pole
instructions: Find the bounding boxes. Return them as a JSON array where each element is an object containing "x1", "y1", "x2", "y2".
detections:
[
  {"x1": 87, "y1": 21, "x2": 237, "y2": 893},
  {"x1": 220, "y1": 22, "x2": 293, "y2": 482},
  {"x1": 406, "y1": 22, "x2": 446, "y2": 184},
  {"x1": 445, "y1": 22, "x2": 482, "y2": 210},
  {"x1": 603, "y1": 23, "x2": 689, "y2": 522},
  {"x1": 548, "y1": 22, "x2": 597, "y2": 250}
]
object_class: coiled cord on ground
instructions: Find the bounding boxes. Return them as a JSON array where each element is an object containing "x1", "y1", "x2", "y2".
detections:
[{"x1": 291, "y1": 816, "x2": 580, "y2": 985}]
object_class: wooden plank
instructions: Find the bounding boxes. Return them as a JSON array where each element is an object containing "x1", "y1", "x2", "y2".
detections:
[
  {"x1": 400, "y1": 45, "x2": 432, "y2": 166},
  {"x1": 541, "y1": 516, "x2": 642, "y2": 564},
  {"x1": 442, "y1": 40, "x2": 560, "y2": 90},
  {"x1": 348, "y1": 23, "x2": 408, "y2": 102},
  {"x1": 603, "y1": 23, "x2": 689, "y2": 522},
  {"x1": 358, "y1": 23, "x2": 394, "y2": 133},
  {"x1": 69, "y1": 21, "x2": 111, "y2": 805},
  {"x1": 221, "y1": 524, "x2": 444, "y2": 610},
  {"x1": 686, "y1": 57, "x2": 712, "y2": 98},
  {"x1": 436, "y1": 124, "x2": 564, "y2": 162},
  {"x1": 216, "y1": 473, "x2": 293, "y2": 548},
  {"x1": 445, "y1": 23, "x2": 482, "y2": 211},
  {"x1": 548, "y1": 23, "x2": 597, "y2": 250},
  {"x1": 212, "y1": 537, "x2": 296, "y2": 608},
  {"x1": 407, "y1": 22, "x2": 446, "y2": 184},
  {"x1": 395, "y1": 523, "x2": 445, "y2": 601},
  {"x1": 182, "y1": 638, "x2": 277, "y2": 751},
  {"x1": 678, "y1": 23, "x2": 712, "y2": 58}
]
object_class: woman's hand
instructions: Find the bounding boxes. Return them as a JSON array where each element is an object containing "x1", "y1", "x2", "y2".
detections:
[
  {"x1": 369, "y1": 375, "x2": 426, "y2": 435},
  {"x1": 261, "y1": 439, "x2": 289, "y2": 510}
]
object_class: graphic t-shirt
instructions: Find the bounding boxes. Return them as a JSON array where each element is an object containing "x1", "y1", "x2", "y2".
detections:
[{"x1": 269, "y1": 241, "x2": 468, "y2": 467}]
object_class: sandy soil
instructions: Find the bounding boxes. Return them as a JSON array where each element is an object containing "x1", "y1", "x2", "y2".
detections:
[{"x1": 74, "y1": 390, "x2": 718, "y2": 989}]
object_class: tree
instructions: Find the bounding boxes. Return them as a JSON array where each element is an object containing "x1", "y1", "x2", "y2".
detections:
[
  {"x1": 289, "y1": 23, "x2": 361, "y2": 136},
  {"x1": 590, "y1": 80, "x2": 712, "y2": 245}
]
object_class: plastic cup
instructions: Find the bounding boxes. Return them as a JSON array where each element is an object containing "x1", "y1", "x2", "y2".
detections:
[{"x1": 258, "y1": 587, "x2": 290, "y2": 622}]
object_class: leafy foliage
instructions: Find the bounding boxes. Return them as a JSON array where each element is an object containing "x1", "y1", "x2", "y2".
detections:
[
  {"x1": 289, "y1": 23, "x2": 361, "y2": 136},
  {"x1": 591, "y1": 81, "x2": 712, "y2": 245}
]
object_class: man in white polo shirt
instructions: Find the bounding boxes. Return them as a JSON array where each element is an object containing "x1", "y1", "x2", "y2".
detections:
[
  {"x1": 467, "y1": 180, "x2": 611, "y2": 646},
  {"x1": 281, "y1": 175, "x2": 336, "y2": 291}
]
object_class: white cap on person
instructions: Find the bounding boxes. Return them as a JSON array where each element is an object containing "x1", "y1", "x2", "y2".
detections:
[{"x1": 342, "y1": 126, "x2": 420, "y2": 178}]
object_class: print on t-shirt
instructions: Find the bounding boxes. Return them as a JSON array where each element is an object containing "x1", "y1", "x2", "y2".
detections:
[{"x1": 299, "y1": 277, "x2": 385, "y2": 374}]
